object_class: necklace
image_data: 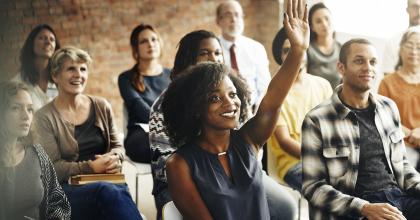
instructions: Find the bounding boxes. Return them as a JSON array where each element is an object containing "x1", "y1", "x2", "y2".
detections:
[{"x1": 218, "y1": 151, "x2": 227, "y2": 156}]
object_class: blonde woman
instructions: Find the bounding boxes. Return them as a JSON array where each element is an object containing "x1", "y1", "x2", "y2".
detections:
[{"x1": 34, "y1": 46, "x2": 142, "y2": 220}]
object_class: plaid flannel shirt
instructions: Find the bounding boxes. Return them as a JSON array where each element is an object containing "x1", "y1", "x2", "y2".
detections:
[{"x1": 302, "y1": 86, "x2": 420, "y2": 220}]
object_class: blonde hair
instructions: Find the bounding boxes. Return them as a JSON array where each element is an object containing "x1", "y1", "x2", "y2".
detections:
[
  {"x1": 49, "y1": 46, "x2": 92, "y2": 77},
  {"x1": 395, "y1": 26, "x2": 420, "y2": 70}
]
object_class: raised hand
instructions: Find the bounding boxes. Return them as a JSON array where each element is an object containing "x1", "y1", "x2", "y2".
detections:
[{"x1": 284, "y1": 0, "x2": 309, "y2": 51}]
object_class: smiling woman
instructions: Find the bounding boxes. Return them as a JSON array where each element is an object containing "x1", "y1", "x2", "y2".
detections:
[{"x1": 33, "y1": 46, "x2": 143, "y2": 220}]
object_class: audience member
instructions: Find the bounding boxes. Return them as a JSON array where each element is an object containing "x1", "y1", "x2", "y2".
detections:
[
  {"x1": 307, "y1": 3, "x2": 342, "y2": 89},
  {"x1": 150, "y1": 29, "x2": 297, "y2": 220},
  {"x1": 149, "y1": 29, "x2": 224, "y2": 219},
  {"x1": 302, "y1": 38, "x2": 420, "y2": 220},
  {"x1": 379, "y1": 26, "x2": 420, "y2": 170},
  {"x1": 382, "y1": 0, "x2": 420, "y2": 76},
  {"x1": 15, "y1": 24, "x2": 61, "y2": 111},
  {"x1": 0, "y1": 81, "x2": 70, "y2": 220},
  {"x1": 216, "y1": 0, "x2": 271, "y2": 110},
  {"x1": 118, "y1": 24, "x2": 170, "y2": 163},
  {"x1": 33, "y1": 46, "x2": 142, "y2": 220},
  {"x1": 268, "y1": 27, "x2": 332, "y2": 191},
  {"x1": 162, "y1": 1, "x2": 308, "y2": 219}
]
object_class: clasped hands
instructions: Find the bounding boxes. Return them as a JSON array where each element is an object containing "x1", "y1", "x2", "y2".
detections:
[{"x1": 88, "y1": 152, "x2": 122, "y2": 174}]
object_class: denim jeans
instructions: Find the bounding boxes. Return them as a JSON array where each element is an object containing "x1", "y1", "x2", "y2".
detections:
[
  {"x1": 62, "y1": 182, "x2": 142, "y2": 220},
  {"x1": 263, "y1": 171, "x2": 298, "y2": 220},
  {"x1": 360, "y1": 187, "x2": 420, "y2": 220},
  {"x1": 284, "y1": 162, "x2": 302, "y2": 191}
]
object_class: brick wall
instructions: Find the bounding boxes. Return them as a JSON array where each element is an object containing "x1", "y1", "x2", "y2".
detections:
[{"x1": 0, "y1": 0, "x2": 281, "y2": 132}]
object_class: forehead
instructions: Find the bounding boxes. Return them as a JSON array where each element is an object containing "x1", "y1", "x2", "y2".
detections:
[
  {"x1": 408, "y1": 0, "x2": 420, "y2": 6},
  {"x1": 220, "y1": 1, "x2": 243, "y2": 14},
  {"x1": 347, "y1": 43, "x2": 378, "y2": 59},
  {"x1": 312, "y1": 8, "x2": 331, "y2": 18},
  {"x1": 10, "y1": 90, "x2": 32, "y2": 104},
  {"x1": 37, "y1": 28, "x2": 54, "y2": 37},
  {"x1": 138, "y1": 29, "x2": 157, "y2": 38},
  {"x1": 199, "y1": 38, "x2": 221, "y2": 49}
]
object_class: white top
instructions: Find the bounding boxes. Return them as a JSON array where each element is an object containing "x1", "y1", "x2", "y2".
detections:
[
  {"x1": 13, "y1": 74, "x2": 58, "y2": 111},
  {"x1": 219, "y1": 35, "x2": 271, "y2": 106}
]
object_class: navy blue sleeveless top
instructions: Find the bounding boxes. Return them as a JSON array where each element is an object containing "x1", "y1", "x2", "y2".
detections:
[{"x1": 175, "y1": 130, "x2": 269, "y2": 220}]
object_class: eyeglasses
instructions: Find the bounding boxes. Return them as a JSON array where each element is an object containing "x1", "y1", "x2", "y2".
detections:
[{"x1": 402, "y1": 43, "x2": 420, "y2": 52}]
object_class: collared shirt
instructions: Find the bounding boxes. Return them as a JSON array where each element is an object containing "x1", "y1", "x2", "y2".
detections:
[
  {"x1": 301, "y1": 86, "x2": 420, "y2": 220},
  {"x1": 219, "y1": 35, "x2": 271, "y2": 106}
]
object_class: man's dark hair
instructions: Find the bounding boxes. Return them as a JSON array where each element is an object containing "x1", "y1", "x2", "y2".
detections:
[
  {"x1": 171, "y1": 30, "x2": 219, "y2": 80},
  {"x1": 162, "y1": 62, "x2": 250, "y2": 147},
  {"x1": 339, "y1": 38, "x2": 373, "y2": 64},
  {"x1": 20, "y1": 24, "x2": 61, "y2": 85}
]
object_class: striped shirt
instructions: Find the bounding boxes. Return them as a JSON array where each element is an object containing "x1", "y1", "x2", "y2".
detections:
[{"x1": 302, "y1": 86, "x2": 420, "y2": 220}]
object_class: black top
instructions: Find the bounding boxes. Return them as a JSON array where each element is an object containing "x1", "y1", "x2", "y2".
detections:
[
  {"x1": 118, "y1": 65, "x2": 171, "y2": 129},
  {"x1": 75, "y1": 105, "x2": 107, "y2": 161},
  {"x1": 344, "y1": 103, "x2": 398, "y2": 195},
  {"x1": 175, "y1": 130, "x2": 269, "y2": 220}
]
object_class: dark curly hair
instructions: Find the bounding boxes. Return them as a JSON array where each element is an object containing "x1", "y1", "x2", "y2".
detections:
[
  {"x1": 162, "y1": 62, "x2": 250, "y2": 147},
  {"x1": 171, "y1": 30, "x2": 219, "y2": 80},
  {"x1": 20, "y1": 24, "x2": 61, "y2": 85}
]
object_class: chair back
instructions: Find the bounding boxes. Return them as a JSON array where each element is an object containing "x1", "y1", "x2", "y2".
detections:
[{"x1": 162, "y1": 201, "x2": 182, "y2": 220}]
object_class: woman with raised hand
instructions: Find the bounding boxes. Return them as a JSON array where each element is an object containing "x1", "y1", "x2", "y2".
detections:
[
  {"x1": 307, "y1": 2, "x2": 342, "y2": 89},
  {"x1": 118, "y1": 24, "x2": 171, "y2": 163},
  {"x1": 149, "y1": 29, "x2": 224, "y2": 219},
  {"x1": 17, "y1": 24, "x2": 61, "y2": 111},
  {"x1": 0, "y1": 81, "x2": 70, "y2": 220},
  {"x1": 379, "y1": 26, "x2": 420, "y2": 170},
  {"x1": 162, "y1": 0, "x2": 309, "y2": 219},
  {"x1": 33, "y1": 46, "x2": 142, "y2": 220}
]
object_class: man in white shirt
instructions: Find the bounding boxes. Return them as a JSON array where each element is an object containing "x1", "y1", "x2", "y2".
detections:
[
  {"x1": 216, "y1": 0, "x2": 271, "y2": 110},
  {"x1": 382, "y1": 0, "x2": 420, "y2": 75}
]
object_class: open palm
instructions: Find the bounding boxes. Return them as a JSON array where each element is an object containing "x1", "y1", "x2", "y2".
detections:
[{"x1": 284, "y1": 0, "x2": 310, "y2": 51}]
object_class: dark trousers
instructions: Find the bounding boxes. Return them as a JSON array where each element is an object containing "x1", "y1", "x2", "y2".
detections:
[
  {"x1": 125, "y1": 126, "x2": 151, "y2": 163},
  {"x1": 360, "y1": 187, "x2": 420, "y2": 220},
  {"x1": 62, "y1": 182, "x2": 142, "y2": 220}
]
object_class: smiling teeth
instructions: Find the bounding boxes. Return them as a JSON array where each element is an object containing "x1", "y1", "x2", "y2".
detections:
[{"x1": 221, "y1": 111, "x2": 235, "y2": 117}]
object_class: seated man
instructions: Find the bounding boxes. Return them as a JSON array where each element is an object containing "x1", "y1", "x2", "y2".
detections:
[{"x1": 302, "y1": 38, "x2": 420, "y2": 220}]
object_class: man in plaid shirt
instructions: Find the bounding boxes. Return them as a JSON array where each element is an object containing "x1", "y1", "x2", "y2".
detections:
[{"x1": 302, "y1": 38, "x2": 420, "y2": 220}]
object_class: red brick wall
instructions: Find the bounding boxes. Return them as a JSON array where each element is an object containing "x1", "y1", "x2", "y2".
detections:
[{"x1": 0, "y1": 0, "x2": 281, "y2": 131}]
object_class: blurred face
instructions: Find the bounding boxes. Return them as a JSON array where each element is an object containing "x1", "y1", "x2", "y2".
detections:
[
  {"x1": 216, "y1": 1, "x2": 244, "y2": 38},
  {"x1": 52, "y1": 58, "x2": 88, "y2": 95},
  {"x1": 400, "y1": 33, "x2": 420, "y2": 67},
  {"x1": 33, "y1": 28, "x2": 56, "y2": 58},
  {"x1": 281, "y1": 39, "x2": 307, "y2": 70},
  {"x1": 408, "y1": 0, "x2": 420, "y2": 26},
  {"x1": 137, "y1": 29, "x2": 161, "y2": 61},
  {"x1": 5, "y1": 90, "x2": 33, "y2": 139},
  {"x1": 311, "y1": 8, "x2": 333, "y2": 38},
  {"x1": 338, "y1": 43, "x2": 378, "y2": 92},
  {"x1": 196, "y1": 38, "x2": 224, "y2": 63},
  {"x1": 204, "y1": 76, "x2": 241, "y2": 131}
]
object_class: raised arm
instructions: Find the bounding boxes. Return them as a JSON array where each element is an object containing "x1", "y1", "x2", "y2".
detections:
[{"x1": 241, "y1": 0, "x2": 309, "y2": 147}]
